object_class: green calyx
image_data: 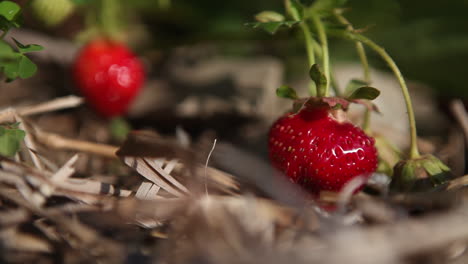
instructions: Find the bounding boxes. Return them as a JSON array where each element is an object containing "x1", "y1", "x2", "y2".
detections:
[
  {"x1": 390, "y1": 154, "x2": 451, "y2": 193},
  {"x1": 276, "y1": 66, "x2": 380, "y2": 113}
]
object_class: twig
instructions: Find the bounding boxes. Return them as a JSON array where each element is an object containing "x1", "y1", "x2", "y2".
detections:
[
  {"x1": 34, "y1": 128, "x2": 118, "y2": 158},
  {"x1": 15, "y1": 114, "x2": 45, "y2": 171},
  {"x1": 51, "y1": 154, "x2": 79, "y2": 182},
  {"x1": 17, "y1": 96, "x2": 83, "y2": 117},
  {"x1": 0, "y1": 96, "x2": 84, "y2": 124},
  {"x1": 450, "y1": 99, "x2": 468, "y2": 148},
  {"x1": 204, "y1": 138, "x2": 217, "y2": 195}
]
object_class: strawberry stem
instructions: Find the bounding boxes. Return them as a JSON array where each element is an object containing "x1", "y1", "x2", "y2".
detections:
[
  {"x1": 284, "y1": 0, "x2": 317, "y2": 96},
  {"x1": 333, "y1": 11, "x2": 371, "y2": 83},
  {"x1": 310, "y1": 13, "x2": 330, "y2": 97},
  {"x1": 97, "y1": 0, "x2": 121, "y2": 40},
  {"x1": 310, "y1": 39, "x2": 342, "y2": 96},
  {"x1": 301, "y1": 21, "x2": 317, "y2": 96},
  {"x1": 300, "y1": 23, "x2": 317, "y2": 96},
  {"x1": 343, "y1": 32, "x2": 421, "y2": 159},
  {"x1": 333, "y1": 11, "x2": 371, "y2": 130}
]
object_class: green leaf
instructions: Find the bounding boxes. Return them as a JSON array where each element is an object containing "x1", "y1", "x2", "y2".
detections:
[
  {"x1": 0, "y1": 125, "x2": 25, "y2": 157},
  {"x1": 255, "y1": 11, "x2": 285, "y2": 23},
  {"x1": 2, "y1": 54, "x2": 37, "y2": 80},
  {"x1": 285, "y1": 0, "x2": 304, "y2": 20},
  {"x1": 3, "y1": 58, "x2": 20, "y2": 80},
  {"x1": 309, "y1": 64, "x2": 327, "y2": 97},
  {"x1": 0, "y1": 40, "x2": 16, "y2": 58},
  {"x1": 422, "y1": 159, "x2": 443, "y2": 176},
  {"x1": 0, "y1": 1, "x2": 20, "y2": 21},
  {"x1": 245, "y1": 21, "x2": 299, "y2": 34},
  {"x1": 344, "y1": 79, "x2": 368, "y2": 97},
  {"x1": 0, "y1": 16, "x2": 20, "y2": 32},
  {"x1": 276, "y1": 85, "x2": 299, "y2": 99},
  {"x1": 17, "y1": 55, "x2": 37, "y2": 78},
  {"x1": 12, "y1": 38, "x2": 44, "y2": 53},
  {"x1": 347, "y1": 86, "x2": 380, "y2": 100}
]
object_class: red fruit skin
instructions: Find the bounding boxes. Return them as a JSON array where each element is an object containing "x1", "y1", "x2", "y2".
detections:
[
  {"x1": 268, "y1": 107, "x2": 378, "y2": 195},
  {"x1": 72, "y1": 39, "x2": 145, "y2": 117}
]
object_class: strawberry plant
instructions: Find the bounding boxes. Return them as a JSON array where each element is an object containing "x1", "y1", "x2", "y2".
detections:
[
  {"x1": 0, "y1": 1, "x2": 43, "y2": 82},
  {"x1": 248, "y1": 0, "x2": 451, "y2": 196},
  {"x1": 0, "y1": 1, "x2": 43, "y2": 157},
  {"x1": 69, "y1": 0, "x2": 146, "y2": 118}
]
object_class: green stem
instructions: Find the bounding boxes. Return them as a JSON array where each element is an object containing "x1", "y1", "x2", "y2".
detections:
[
  {"x1": 311, "y1": 38, "x2": 322, "y2": 58},
  {"x1": 329, "y1": 69, "x2": 341, "y2": 96},
  {"x1": 358, "y1": 41, "x2": 372, "y2": 131},
  {"x1": 333, "y1": 11, "x2": 370, "y2": 83},
  {"x1": 284, "y1": 0, "x2": 316, "y2": 96},
  {"x1": 98, "y1": 0, "x2": 120, "y2": 39},
  {"x1": 312, "y1": 40, "x2": 340, "y2": 96},
  {"x1": 343, "y1": 32, "x2": 420, "y2": 159},
  {"x1": 300, "y1": 22, "x2": 317, "y2": 96},
  {"x1": 356, "y1": 42, "x2": 371, "y2": 83},
  {"x1": 310, "y1": 13, "x2": 330, "y2": 96},
  {"x1": 362, "y1": 109, "x2": 371, "y2": 133},
  {"x1": 334, "y1": 11, "x2": 371, "y2": 130}
]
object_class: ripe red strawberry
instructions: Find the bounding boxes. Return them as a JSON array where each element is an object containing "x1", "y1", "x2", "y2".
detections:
[
  {"x1": 269, "y1": 106, "x2": 378, "y2": 194},
  {"x1": 72, "y1": 39, "x2": 145, "y2": 117}
]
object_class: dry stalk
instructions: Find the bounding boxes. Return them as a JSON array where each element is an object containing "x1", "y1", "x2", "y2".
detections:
[
  {"x1": 451, "y1": 99, "x2": 468, "y2": 148},
  {"x1": 34, "y1": 127, "x2": 118, "y2": 158}
]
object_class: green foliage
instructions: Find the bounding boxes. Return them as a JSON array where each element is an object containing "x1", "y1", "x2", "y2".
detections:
[
  {"x1": 343, "y1": 79, "x2": 380, "y2": 100},
  {"x1": 346, "y1": 86, "x2": 380, "y2": 100},
  {"x1": 0, "y1": 0, "x2": 21, "y2": 32},
  {"x1": 285, "y1": 0, "x2": 304, "y2": 20},
  {"x1": 255, "y1": 11, "x2": 284, "y2": 22},
  {"x1": 12, "y1": 38, "x2": 44, "y2": 53},
  {"x1": 309, "y1": 64, "x2": 327, "y2": 97},
  {"x1": 0, "y1": 38, "x2": 43, "y2": 81},
  {"x1": 0, "y1": 2, "x2": 43, "y2": 81},
  {"x1": 276, "y1": 85, "x2": 299, "y2": 100},
  {"x1": 0, "y1": 123, "x2": 25, "y2": 157},
  {"x1": 344, "y1": 79, "x2": 368, "y2": 96},
  {"x1": 0, "y1": 1, "x2": 20, "y2": 21},
  {"x1": 245, "y1": 21, "x2": 299, "y2": 35}
]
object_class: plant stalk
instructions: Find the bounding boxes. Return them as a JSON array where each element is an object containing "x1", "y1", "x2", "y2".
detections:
[
  {"x1": 333, "y1": 11, "x2": 371, "y2": 83},
  {"x1": 99, "y1": 0, "x2": 120, "y2": 39},
  {"x1": 300, "y1": 22, "x2": 317, "y2": 96},
  {"x1": 284, "y1": 0, "x2": 317, "y2": 96},
  {"x1": 310, "y1": 13, "x2": 330, "y2": 96},
  {"x1": 334, "y1": 11, "x2": 371, "y2": 129},
  {"x1": 343, "y1": 32, "x2": 420, "y2": 159}
]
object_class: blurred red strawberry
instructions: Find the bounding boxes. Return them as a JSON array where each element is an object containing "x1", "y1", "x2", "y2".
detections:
[{"x1": 72, "y1": 39, "x2": 145, "y2": 117}]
